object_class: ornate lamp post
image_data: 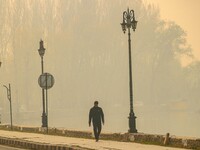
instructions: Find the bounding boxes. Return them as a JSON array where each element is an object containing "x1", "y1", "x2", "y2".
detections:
[
  {"x1": 121, "y1": 8, "x2": 138, "y2": 133},
  {"x1": 38, "y1": 40, "x2": 47, "y2": 127}
]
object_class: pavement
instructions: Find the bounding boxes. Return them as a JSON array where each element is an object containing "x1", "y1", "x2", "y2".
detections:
[{"x1": 0, "y1": 130, "x2": 188, "y2": 150}]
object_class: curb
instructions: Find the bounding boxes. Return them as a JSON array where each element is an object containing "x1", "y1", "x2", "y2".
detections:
[{"x1": 0, "y1": 136, "x2": 91, "y2": 150}]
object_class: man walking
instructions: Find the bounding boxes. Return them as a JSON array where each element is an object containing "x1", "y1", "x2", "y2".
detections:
[{"x1": 89, "y1": 101, "x2": 104, "y2": 142}]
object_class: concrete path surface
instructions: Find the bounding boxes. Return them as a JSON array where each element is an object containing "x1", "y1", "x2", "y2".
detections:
[{"x1": 0, "y1": 130, "x2": 188, "y2": 150}]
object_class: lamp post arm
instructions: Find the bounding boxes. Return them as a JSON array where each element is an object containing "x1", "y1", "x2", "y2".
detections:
[
  {"x1": 123, "y1": 11, "x2": 127, "y2": 22},
  {"x1": 130, "y1": 10, "x2": 135, "y2": 20},
  {"x1": 3, "y1": 85, "x2": 8, "y2": 90},
  {"x1": 3, "y1": 85, "x2": 10, "y2": 101}
]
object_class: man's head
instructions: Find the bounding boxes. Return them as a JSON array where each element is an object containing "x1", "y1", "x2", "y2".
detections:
[{"x1": 94, "y1": 101, "x2": 98, "y2": 107}]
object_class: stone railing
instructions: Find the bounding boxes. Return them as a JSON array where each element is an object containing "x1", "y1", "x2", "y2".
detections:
[{"x1": 0, "y1": 125, "x2": 200, "y2": 149}]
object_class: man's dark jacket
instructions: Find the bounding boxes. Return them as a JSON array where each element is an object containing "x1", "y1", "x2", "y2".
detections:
[{"x1": 89, "y1": 106, "x2": 104, "y2": 125}]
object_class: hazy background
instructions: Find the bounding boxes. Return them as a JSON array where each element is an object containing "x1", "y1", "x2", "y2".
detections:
[
  {"x1": 0, "y1": 0, "x2": 199, "y2": 138},
  {"x1": 146, "y1": 0, "x2": 200, "y2": 65}
]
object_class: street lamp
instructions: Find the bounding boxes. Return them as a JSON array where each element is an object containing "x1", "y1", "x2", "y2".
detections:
[
  {"x1": 38, "y1": 40, "x2": 47, "y2": 127},
  {"x1": 3, "y1": 84, "x2": 13, "y2": 130},
  {"x1": 121, "y1": 8, "x2": 138, "y2": 133}
]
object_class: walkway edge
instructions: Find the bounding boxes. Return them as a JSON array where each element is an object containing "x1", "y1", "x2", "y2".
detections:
[{"x1": 0, "y1": 136, "x2": 93, "y2": 150}]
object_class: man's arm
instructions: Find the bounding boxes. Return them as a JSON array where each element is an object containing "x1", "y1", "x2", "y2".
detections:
[
  {"x1": 89, "y1": 109, "x2": 92, "y2": 126},
  {"x1": 101, "y1": 108, "x2": 104, "y2": 125}
]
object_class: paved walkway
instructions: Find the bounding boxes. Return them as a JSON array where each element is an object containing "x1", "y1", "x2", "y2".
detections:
[{"x1": 0, "y1": 130, "x2": 187, "y2": 150}]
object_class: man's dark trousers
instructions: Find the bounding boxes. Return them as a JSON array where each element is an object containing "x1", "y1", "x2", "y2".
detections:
[{"x1": 93, "y1": 122, "x2": 101, "y2": 140}]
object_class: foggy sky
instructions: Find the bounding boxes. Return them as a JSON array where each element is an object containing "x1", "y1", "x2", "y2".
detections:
[{"x1": 0, "y1": 0, "x2": 199, "y2": 138}]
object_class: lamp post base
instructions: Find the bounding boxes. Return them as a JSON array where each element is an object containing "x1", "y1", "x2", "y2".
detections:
[
  {"x1": 42, "y1": 113, "x2": 47, "y2": 127},
  {"x1": 128, "y1": 112, "x2": 137, "y2": 133}
]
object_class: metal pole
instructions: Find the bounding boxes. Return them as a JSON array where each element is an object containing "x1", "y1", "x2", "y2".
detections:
[
  {"x1": 128, "y1": 28, "x2": 133, "y2": 114},
  {"x1": 9, "y1": 84, "x2": 13, "y2": 130},
  {"x1": 41, "y1": 57, "x2": 46, "y2": 127},
  {"x1": 45, "y1": 73, "x2": 48, "y2": 133},
  {"x1": 128, "y1": 26, "x2": 137, "y2": 133},
  {"x1": 46, "y1": 89, "x2": 48, "y2": 132}
]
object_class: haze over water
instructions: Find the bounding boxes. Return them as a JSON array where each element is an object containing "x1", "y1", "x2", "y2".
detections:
[{"x1": 0, "y1": 0, "x2": 199, "y2": 138}]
